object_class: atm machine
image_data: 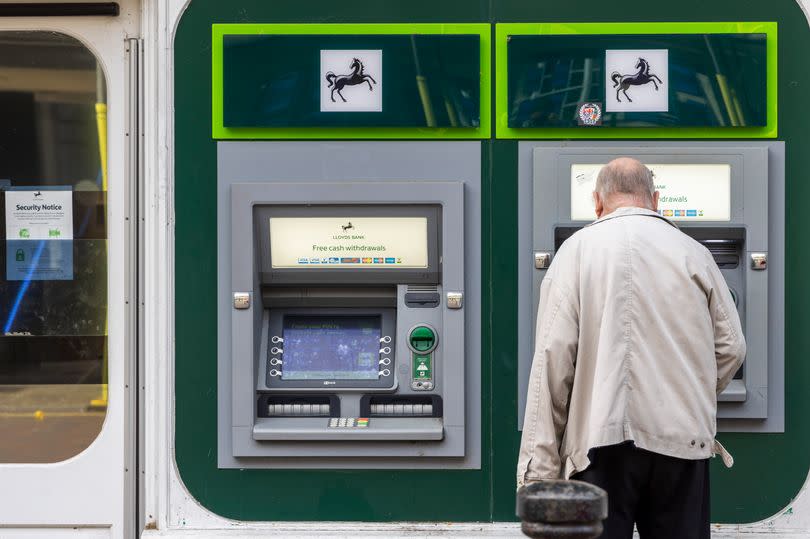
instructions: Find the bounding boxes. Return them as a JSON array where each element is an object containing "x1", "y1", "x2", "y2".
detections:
[
  {"x1": 517, "y1": 142, "x2": 785, "y2": 433},
  {"x1": 250, "y1": 203, "x2": 446, "y2": 441},
  {"x1": 216, "y1": 141, "x2": 482, "y2": 468}
]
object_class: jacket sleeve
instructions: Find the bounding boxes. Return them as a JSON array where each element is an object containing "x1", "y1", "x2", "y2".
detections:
[
  {"x1": 516, "y1": 269, "x2": 579, "y2": 487},
  {"x1": 705, "y1": 260, "x2": 747, "y2": 395}
]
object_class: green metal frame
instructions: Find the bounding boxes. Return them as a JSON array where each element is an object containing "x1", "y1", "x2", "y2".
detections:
[
  {"x1": 495, "y1": 22, "x2": 778, "y2": 139},
  {"x1": 212, "y1": 23, "x2": 492, "y2": 139},
  {"x1": 177, "y1": 0, "x2": 810, "y2": 521}
]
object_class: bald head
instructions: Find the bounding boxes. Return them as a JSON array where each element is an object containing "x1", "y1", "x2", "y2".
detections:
[{"x1": 593, "y1": 157, "x2": 659, "y2": 218}]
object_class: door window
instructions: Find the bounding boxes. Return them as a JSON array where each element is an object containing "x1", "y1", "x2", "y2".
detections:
[{"x1": 0, "y1": 31, "x2": 108, "y2": 462}]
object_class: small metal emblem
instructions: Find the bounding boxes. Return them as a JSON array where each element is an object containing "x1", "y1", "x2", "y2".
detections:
[
  {"x1": 751, "y1": 253, "x2": 768, "y2": 270},
  {"x1": 535, "y1": 252, "x2": 552, "y2": 269},
  {"x1": 233, "y1": 292, "x2": 251, "y2": 309},
  {"x1": 446, "y1": 292, "x2": 463, "y2": 309},
  {"x1": 577, "y1": 102, "x2": 603, "y2": 126}
]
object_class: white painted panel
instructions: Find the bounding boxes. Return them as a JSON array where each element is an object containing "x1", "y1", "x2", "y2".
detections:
[
  {"x1": 0, "y1": 2, "x2": 140, "y2": 537},
  {"x1": 0, "y1": 528, "x2": 110, "y2": 539}
]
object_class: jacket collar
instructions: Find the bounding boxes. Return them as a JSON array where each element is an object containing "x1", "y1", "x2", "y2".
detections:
[{"x1": 586, "y1": 206, "x2": 678, "y2": 228}]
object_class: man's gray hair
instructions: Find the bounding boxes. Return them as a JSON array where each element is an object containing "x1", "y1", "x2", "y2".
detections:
[{"x1": 595, "y1": 157, "x2": 655, "y2": 203}]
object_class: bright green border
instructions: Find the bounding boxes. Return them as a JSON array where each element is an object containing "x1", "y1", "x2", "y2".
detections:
[
  {"x1": 495, "y1": 22, "x2": 778, "y2": 139},
  {"x1": 212, "y1": 23, "x2": 491, "y2": 139}
]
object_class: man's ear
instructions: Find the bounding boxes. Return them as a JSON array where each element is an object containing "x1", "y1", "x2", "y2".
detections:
[
  {"x1": 594, "y1": 191, "x2": 604, "y2": 218},
  {"x1": 652, "y1": 191, "x2": 660, "y2": 212}
]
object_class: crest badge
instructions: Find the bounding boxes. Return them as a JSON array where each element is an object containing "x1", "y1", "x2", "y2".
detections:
[{"x1": 577, "y1": 102, "x2": 603, "y2": 126}]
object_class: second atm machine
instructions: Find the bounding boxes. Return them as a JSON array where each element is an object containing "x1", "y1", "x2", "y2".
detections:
[{"x1": 518, "y1": 142, "x2": 785, "y2": 433}]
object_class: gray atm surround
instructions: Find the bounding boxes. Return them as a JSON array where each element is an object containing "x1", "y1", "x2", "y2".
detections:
[
  {"x1": 242, "y1": 186, "x2": 455, "y2": 445},
  {"x1": 217, "y1": 141, "x2": 482, "y2": 469},
  {"x1": 517, "y1": 141, "x2": 785, "y2": 434}
]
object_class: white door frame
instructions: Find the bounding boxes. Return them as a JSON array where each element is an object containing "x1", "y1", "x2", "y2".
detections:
[{"x1": 0, "y1": 4, "x2": 140, "y2": 538}]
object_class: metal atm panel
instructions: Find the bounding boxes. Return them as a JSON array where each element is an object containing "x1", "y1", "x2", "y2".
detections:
[
  {"x1": 216, "y1": 141, "x2": 482, "y2": 469},
  {"x1": 517, "y1": 142, "x2": 785, "y2": 433}
]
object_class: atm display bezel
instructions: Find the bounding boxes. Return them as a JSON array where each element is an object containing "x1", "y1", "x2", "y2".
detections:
[
  {"x1": 254, "y1": 204, "x2": 442, "y2": 285},
  {"x1": 265, "y1": 307, "x2": 397, "y2": 390}
]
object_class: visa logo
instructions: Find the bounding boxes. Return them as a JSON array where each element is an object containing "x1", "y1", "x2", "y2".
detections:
[{"x1": 686, "y1": 210, "x2": 697, "y2": 217}]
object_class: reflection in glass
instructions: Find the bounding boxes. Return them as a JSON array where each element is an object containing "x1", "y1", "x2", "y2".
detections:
[{"x1": 0, "y1": 32, "x2": 107, "y2": 463}]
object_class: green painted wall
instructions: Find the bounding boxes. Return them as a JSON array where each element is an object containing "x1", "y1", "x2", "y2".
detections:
[{"x1": 174, "y1": 0, "x2": 810, "y2": 524}]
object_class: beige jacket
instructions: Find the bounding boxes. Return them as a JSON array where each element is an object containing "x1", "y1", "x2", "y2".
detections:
[{"x1": 516, "y1": 207, "x2": 746, "y2": 486}]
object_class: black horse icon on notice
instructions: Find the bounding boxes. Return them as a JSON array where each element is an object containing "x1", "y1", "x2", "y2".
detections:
[
  {"x1": 611, "y1": 58, "x2": 663, "y2": 102},
  {"x1": 342, "y1": 222, "x2": 354, "y2": 232},
  {"x1": 325, "y1": 58, "x2": 377, "y2": 103}
]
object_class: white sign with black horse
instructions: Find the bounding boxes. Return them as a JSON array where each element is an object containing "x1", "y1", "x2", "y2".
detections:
[
  {"x1": 605, "y1": 49, "x2": 668, "y2": 113},
  {"x1": 320, "y1": 49, "x2": 382, "y2": 112}
]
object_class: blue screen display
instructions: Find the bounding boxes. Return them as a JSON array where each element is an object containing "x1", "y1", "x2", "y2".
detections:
[{"x1": 281, "y1": 316, "x2": 381, "y2": 380}]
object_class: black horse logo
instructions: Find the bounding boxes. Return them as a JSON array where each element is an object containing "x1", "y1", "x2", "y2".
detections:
[
  {"x1": 611, "y1": 58, "x2": 663, "y2": 103},
  {"x1": 33, "y1": 191, "x2": 42, "y2": 198},
  {"x1": 342, "y1": 222, "x2": 354, "y2": 232},
  {"x1": 325, "y1": 58, "x2": 377, "y2": 103}
]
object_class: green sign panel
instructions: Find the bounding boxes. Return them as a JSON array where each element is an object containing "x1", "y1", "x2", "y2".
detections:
[
  {"x1": 508, "y1": 33, "x2": 767, "y2": 128},
  {"x1": 496, "y1": 22, "x2": 778, "y2": 139},
  {"x1": 212, "y1": 24, "x2": 491, "y2": 139}
]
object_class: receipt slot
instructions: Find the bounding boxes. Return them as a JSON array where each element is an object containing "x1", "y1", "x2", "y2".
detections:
[
  {"x1": 517, "y1": 142, "x2": 785, "y2": 433},
  {"x1": 216, "y1": 141, "x2": 482, "y2": 469}
]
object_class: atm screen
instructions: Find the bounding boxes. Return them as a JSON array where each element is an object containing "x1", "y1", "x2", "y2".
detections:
[
  {"x1": 570, "y1": 163, "x2": 732, "y2": 222},
  {"x1": 269, "y1": 216, "x2": 429, "y2": 269},
  {"x1": 281, "y1": 316, "x2": 381, "y2": 380}
]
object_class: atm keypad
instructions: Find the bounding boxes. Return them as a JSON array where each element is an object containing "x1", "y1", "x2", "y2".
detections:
[{"x1": 328, "y1": 417, "x2": 370, "y2": 428}]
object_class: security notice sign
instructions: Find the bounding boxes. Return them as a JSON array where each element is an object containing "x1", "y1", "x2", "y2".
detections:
[
  {"x1": 5, "y1": 188, "x2": 73, "y2": 240},
  {"x1": 269, "y1": 216, "x2": 428, "y2": 268},
  {"x1": 4, "y1": 187, "x2": 74, "y2": 280}
]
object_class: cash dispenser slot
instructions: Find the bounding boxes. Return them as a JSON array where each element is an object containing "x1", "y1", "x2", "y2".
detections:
[
  {"x1": 681, "y1": 228, "x2": 745, "y2": 269},
  {"x1": 554, "y1": 226, "x2": 580, "y2": 250},
  {"x1": 555, "y1": 226, "x2": 745, "y2": 269},
  {"x1": 257, "y1": 394, "x2": 340, "y2": 418},
  {"x1": 262, "y1": 286, "x2": 397, "y2": 308},
  {"x1": 699, "y1": 240, "x2": 741, "y2": 268},
  {"x1": 361, "y1": 395, "x2": 443, "y2": 418}
]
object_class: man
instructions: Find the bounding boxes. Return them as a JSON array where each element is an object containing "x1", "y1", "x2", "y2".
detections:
[{"x1": 516, "y1": 157, "x2": 746, "y2": 539}]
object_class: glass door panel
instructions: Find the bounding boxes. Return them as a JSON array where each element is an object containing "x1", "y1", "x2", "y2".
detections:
[{"x1": 0, "y1": 31, "x2": 108, "y2": 463}]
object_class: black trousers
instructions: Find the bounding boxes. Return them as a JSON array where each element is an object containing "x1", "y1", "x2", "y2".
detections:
[{"x1": 571, "y1": 442, "x2": 710, "y2": 539}]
